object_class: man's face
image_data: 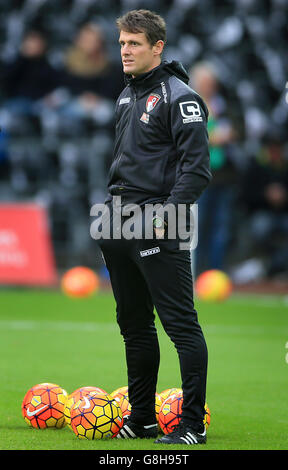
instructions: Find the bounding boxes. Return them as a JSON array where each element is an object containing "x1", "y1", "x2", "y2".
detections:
[{"x1": 119, "y1": 30, "x2": 163, "y2": 77}]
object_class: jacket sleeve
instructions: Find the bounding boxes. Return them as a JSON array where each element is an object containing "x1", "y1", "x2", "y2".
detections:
[{"x1": 165, "y1": 92, "x2": 212, "y2": 206}]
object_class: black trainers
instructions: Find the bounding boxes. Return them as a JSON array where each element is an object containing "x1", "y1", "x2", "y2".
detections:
[
  {"x1": 117, "y1": 417, "x2": 158, "y2": 439},
  {"x1": 154, "y1": 421, "x2": 207, "y2": 445}
]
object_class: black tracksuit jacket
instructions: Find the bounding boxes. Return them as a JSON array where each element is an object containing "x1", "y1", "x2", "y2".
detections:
[{"x1": 106, "y1": 60, "x2": 212, "y2": 208}]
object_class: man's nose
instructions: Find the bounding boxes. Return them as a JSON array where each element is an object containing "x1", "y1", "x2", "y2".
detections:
[{"x1": 122, "y1": 44, "x2": 131, "y2": 55}]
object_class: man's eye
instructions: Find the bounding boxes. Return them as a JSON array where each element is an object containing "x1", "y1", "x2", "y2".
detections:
[{"x1": 119, "y1": 41, "x2": 139, "y2": 47}]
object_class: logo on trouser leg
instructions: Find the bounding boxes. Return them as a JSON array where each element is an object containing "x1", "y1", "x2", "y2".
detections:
[{"x1": 140, "y1": 247, "x2": 160, "y2": 257}]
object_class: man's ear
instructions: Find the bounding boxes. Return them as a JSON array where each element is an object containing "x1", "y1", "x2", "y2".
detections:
[{"x1": 153, "y1": 40, "x2": 165, "y2": 57}]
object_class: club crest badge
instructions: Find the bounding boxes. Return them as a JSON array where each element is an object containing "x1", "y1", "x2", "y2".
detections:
[{"x1": 146, "y1": 94, "x2": 161, "y2": 113}]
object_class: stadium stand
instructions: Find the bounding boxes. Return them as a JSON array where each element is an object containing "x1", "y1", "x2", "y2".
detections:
[{"x1": 0, "y1": 0, "x2": 287, "y2": 281}]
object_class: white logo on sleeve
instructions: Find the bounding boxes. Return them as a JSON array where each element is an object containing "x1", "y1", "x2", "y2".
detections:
[
  {"x1": 119, "y1": 97, "x2": 131, "y2": 105},
  {"x1": 179, "y1": 101, "x2": 203, "y2": 123}
]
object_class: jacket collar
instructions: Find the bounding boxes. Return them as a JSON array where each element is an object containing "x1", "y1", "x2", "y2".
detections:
[
  {"x1": 125, "y1": 63, "x2": 165, "y2": 87},
  {"x1": 124, "y1": 60, "x2": 189, "y2": 95}
]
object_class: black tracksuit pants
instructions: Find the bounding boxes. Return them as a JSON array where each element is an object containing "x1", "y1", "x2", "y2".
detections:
[{"x1": 98, "y1": 212, "x2": 208, "y2": 432}]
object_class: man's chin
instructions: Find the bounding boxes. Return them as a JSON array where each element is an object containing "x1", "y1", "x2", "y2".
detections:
[{"x1": 123, "y1": 65, "x2": 136, "y2": 75}]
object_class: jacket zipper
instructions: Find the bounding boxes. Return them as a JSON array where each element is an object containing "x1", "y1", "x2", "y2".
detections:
[{"x1": 113, "y1": 88, "x2": 137, "y2": 181}]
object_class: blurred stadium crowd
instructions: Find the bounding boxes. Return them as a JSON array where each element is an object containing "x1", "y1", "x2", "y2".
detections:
[{"x1": 0, "y1": 0, "x2": 287, "y2": 283}]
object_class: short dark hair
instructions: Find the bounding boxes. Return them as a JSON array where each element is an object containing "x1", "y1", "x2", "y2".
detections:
[{"x1": 116, "y1": 9, "x2": 166, "y2": 47}]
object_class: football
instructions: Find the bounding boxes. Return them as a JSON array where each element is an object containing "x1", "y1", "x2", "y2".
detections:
[
  {"x1": 118, "y1": 392, "x2": 131, "y2": 418},
  {"x1": 117, "y1": 391, "x2": 162, "y2": 425},
  {"x1": 110, "y1": 386, "x2": 128, "y2": 403},
  {"x1": 158, "y1": 394, "x2": 182, "y2": 434},
  {"x1": 195, "y1": 269, "x2": 232, "y2": 301},
  {"x1": 159, "y1": 387, "x2": 182, "y2": 402},
  {"x1": 22, "y1": 382, "x2": 68, "y2": 429},
  {"x1": 203, "y1": 403, "x2": 211, "y2": 429},
  {"x1": 158, "y1": 393, "x2": 211, "y2": 434},
  {"x1": 155, "y1": 393, "x2": 163, "y2": 432},
  {"x1": 64, "y1": 386, "x2": 108, "y2": 428},
  {"x1": 70, "y1": 393, "x2": 123, "y2": 439},
  {"x1": 61, "y1": 266, "x2": 100, "y2": 298}
]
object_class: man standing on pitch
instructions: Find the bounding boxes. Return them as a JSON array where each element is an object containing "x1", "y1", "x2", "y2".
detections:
[{"x1": 98, "y1": 9, "x2": 211, "y2": 445}]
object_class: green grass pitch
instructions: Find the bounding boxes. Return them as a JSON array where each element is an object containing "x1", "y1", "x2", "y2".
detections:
[{"x1": 0, "y1": 287, "x2": 287, "y2": 450}]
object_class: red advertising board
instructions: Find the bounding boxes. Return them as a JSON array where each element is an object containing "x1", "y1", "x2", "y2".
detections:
[{"x1": 0, "y1": 204, "x2": 57, "y2": 285}]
